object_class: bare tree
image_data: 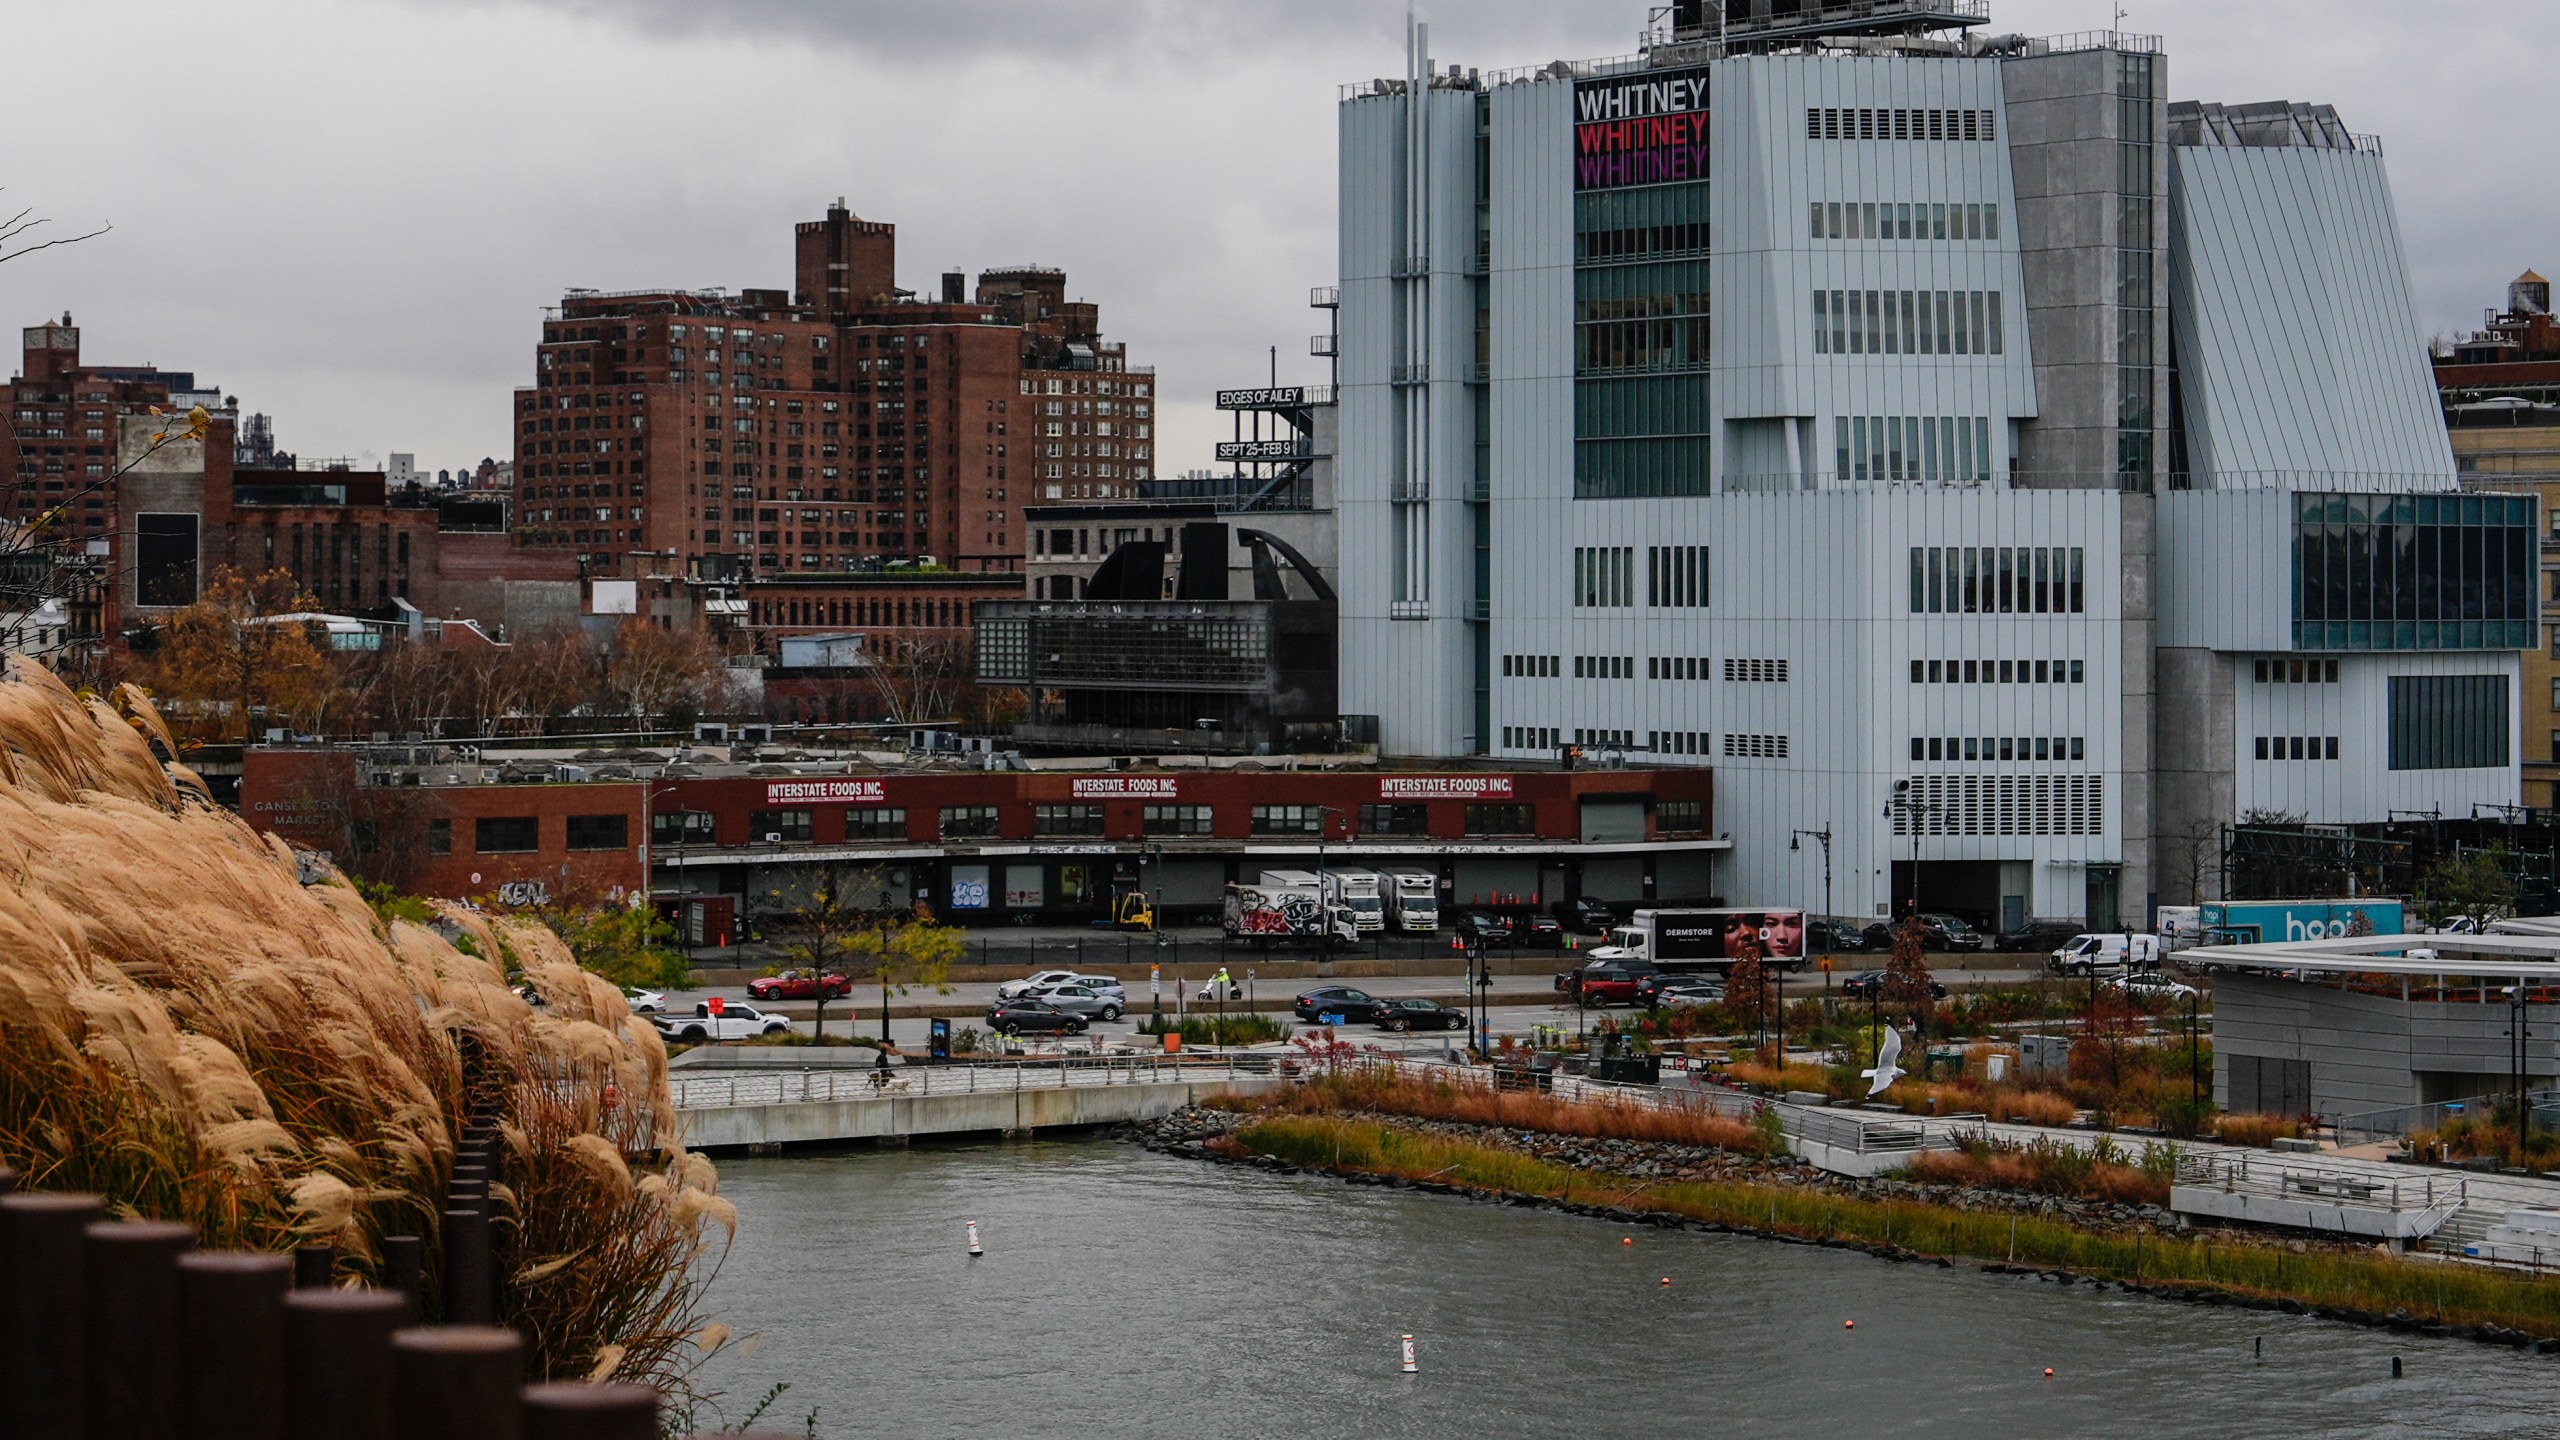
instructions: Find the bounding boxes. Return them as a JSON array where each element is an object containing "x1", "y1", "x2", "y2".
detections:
[
  {"x1": 2163, "y1": 815, "x2": 2222, "y2": 906},
  {"x1": 865, "y1": 631, "x2": 970, "y2": 727},
  {"x1": 601, "y1": 616, "x2": 734, "y2": 736},
  {"x1": 0, "y1": 192, "x2": 111, "y2": 267}
]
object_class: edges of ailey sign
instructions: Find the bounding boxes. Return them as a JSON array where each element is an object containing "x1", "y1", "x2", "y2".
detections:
[{"x1": 1575, "y1": 67, "x2": 1710, "y2": 192}]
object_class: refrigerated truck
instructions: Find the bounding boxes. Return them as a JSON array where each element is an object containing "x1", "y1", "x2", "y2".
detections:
[
  {"x1": 1324, "y1": 868, "x2": 1388, "y2": 934},
  {"x1": 1223, "y1": 877, "x2": 1359, "y2": 948},
  {"x1": 2198, "y1": 898, "x2": 2405, "y2": 945},
  {"x1": 1586, "y1": 908, "x2": 1809, "y2": 973},
  {"x1": 1382, "y1": 868, "x2": 1440, "y2": 933}
]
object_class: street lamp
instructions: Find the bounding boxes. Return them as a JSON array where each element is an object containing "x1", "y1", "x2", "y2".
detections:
[
  {"x1": 1883, "y1": 784, "x2": 1934, "y2": 922},
  {"x1": 1788, "y1": 825, "x2": 1834, "y2": 1066}
]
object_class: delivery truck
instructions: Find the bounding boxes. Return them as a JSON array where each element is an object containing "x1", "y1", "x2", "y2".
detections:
[
  {"x1": 1586, "y1": 908, "x2": 1809, "y2": 973},
  {"x1": 1223, "y1": 875, "x2": 1359, "y2": 948},
  {"x1": 1381, "y1": 868, "x2": 1441, "y2": 933}
]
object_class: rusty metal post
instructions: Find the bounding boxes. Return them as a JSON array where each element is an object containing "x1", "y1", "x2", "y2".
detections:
[
  {"x1": 86, "y1": 1218, "x2": 196, "y2": 1437},
  {"x1": 443, "y1": 1207, "x2": 493, "y2": 1325},
  {"x1": 391, "y1": 1325, "x2": 523, "y2": 1440},
  {"x1": 382, "y1": 1235, "x2": 424, "y2": 1309},
  {"x1": 519, "y1": 1382, "x2": 661, "y2": 1440},
  {"x1": 0, "y1": 1191, "x2": 107, "y2": 1437},
  {"x1": 281, "y1": 1288, "x2": 409, "y2": 1440},
  {"x1": 178, "y1": 1251, "x2": 292, "y2": 1440},
  {"x1": 293, "y1": 1243, "x2": 335, "y2": 1291}
]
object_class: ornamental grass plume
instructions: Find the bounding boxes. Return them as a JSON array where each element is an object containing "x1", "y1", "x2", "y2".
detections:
[{"x1": 0, "y1": 656, "x2": 725, "y2": 1384}]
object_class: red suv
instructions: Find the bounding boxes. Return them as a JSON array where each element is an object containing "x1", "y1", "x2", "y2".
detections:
[
  {"x1": 746, "y1": 970, "x2": 854, "y2": 1001},
  {"x1": 1555, "y1": 961, "x2": 1660, "y2": 1008}
]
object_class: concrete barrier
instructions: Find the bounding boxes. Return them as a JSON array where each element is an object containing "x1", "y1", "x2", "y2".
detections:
[{"x1": 677, "y1": 1076, "x2": 1285, "y2": 1150}]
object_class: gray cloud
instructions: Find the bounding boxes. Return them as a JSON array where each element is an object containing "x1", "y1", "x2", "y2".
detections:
[{"x1": 1, "y1": 0, "x2": 2550, "y2": 481}]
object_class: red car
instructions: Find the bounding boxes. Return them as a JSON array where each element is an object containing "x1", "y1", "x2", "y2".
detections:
[
  {"x1": 746, "y1": 970, "x2": 853, "y2": 1001},
  {"x1": 1555, "y1": 961, "x2": 1660, "y2": 1008}
]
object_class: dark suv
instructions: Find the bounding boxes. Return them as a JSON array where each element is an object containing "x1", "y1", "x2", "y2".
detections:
[
  {"x1": 1559, "y1": 897, "x2": 1617, "y2": 933},
  {"x1": 1995, "y1": 920, "x2": 2086, "y2": 954}
]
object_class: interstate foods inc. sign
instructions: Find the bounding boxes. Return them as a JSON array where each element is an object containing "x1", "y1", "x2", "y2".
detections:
[{"x1": 1574, "y1": 66, "x2": 1709, "y2": 191}]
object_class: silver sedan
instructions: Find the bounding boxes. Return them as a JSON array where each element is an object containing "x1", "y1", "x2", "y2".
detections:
[{"x1": 1020, "y1": 983, "x2": 1127, "y2": 1022}]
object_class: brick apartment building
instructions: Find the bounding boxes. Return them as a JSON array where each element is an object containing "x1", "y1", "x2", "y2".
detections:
[
  {"x1": 239, "y1": 745, "x2": 1724, "y2": 931},
  {"x1": 3, "y1": 314, "x2": 221, "y2": 547},
  {"x1": 510, "y1": 202, "x2": 1155, "y2": 585}
]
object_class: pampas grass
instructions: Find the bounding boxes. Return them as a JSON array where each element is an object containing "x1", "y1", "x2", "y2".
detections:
[{"x1": 0, "y1": 656, "x2": 723, "y2": 1384}]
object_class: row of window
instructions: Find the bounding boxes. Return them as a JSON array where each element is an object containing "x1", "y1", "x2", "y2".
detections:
[
  {"x1": 2256, "y1": 737, "x2": 2341, "y2": 762},
  {"x1": 651, "y1": 801, "x2": 1574, "y2": 843},
  {"x1": 1503, "y1": 654, "x2": 1561, "y2": 678},
  {"x1": 1574, "y1": 728, "x2": 1637, "y2": 749},
  {"x1": 1575, "y1": 655, "x2": 1635, "y2": 679},
  {"x1": 1654, "y1": 730, "x2": 1710, "y2": 756},
  {"x1": 1910, "y1": 737, "x2": 2090, "y2": 763},
  {"x1": 1837, "y1": 415, "x2": 1995, "y2": 484},
  {"x1": 1806, "y1": 108, "x2": 1997, "y2": 142},
  {"x1": 1813, "y1": 290, "x2": 2005, "y2": 356},
  {"x1": 1911, "y1": 658, "x2": 2089, "y2": 685},
  {"x1": 1810, "y1": 202, "x2": 2001, "y2": 243},
  {"x1": 1908, "y1": 547, "x2": 2089, "y2": 615},
  {"x1": 1574, "y1": 545, "x2": 1713, "y2": 609},
  {"x1": 430, "y1": 814, "x2": 631, "y2": 855},
  {"x1": 1503, "y1": 725, "x2": 1563, "y2": 750},
  {"x1": 2258, "y1": 658, "x2": 2342, "y2": 685},
  {"x1": 1650, "y1": 544, "x2": 1710, "y2": 608}
]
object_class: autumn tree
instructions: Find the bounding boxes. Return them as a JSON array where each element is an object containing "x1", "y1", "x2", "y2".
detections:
[
  {"x1": 602, "y1": 616, "x2": 735, "y2": 737},
  {"x1": 865, "y1": 631, "x2": 970, "y2": 727},
  {"x1": 2416, "y1": 847, "x2": 2518, "y2": 929},
  {"x1": 145, "y1": 567, "x2": 346, "y2": 743},
  {"x1": 1724, "y1": 929, "x2": 1768, "y2": 1050},
  {"x1": 763, "y1": 865, "x2": 872, "y2": 1042},
  {"x1": 1882, "y1": 912, "x2": 1939, "y2": 1041},
  {"x1": 848, "y1": 897, "x2": 965, "y2": 1048},
  {"x1": 524, "y1": 895, "x2": 689, "y2": 992}
]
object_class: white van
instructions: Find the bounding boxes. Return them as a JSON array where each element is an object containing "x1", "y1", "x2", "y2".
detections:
[{"x1": 2048, "y1": 933, "x2": 2162, "y2": 977}]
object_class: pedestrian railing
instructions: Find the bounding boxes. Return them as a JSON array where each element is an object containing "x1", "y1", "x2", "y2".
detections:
[
  {"x1": 2334, "y1": 1088, "x2": 2560, "y2": 1148},
  {"x1": 2173, "y1": 1150, "x2": 2466, "y2": 1214},
  {"x1": 668, "y1": 1056, "x2": 1279, "y2": 1111}
]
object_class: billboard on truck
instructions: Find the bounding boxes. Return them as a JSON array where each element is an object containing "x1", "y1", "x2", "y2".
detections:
[
  {"x1": 1644, "y1": 909, "x2": 1808, "y2": 963},
  {"x1": 2199, "y1": 898, "x2": 2404, "y2": 945}
]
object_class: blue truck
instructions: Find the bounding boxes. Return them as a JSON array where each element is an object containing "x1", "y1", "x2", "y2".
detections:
[{"x1": 2197, "y1": 898, "x2": 2405, "y2": 945}]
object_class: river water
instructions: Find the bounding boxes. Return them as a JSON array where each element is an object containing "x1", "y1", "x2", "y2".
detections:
[{"x1": 694, "y1": 1139, "x2": 2560, "y2": 1439}]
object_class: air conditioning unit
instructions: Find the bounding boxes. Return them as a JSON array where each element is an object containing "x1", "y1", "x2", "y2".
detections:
[
  {"x1": 764, "y1": 832, "x2": 783, "y2": 844},
  {"x1": 693, "y1": 722, "x2": 729, "y2": 743},
  {"x1": 554, "y1": 765, "x2": 589, "y2": 783},
  {"x1": 738, "y1": 724, "x2": 774, "y2": 744}
]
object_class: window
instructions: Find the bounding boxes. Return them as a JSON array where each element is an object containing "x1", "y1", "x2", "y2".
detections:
[
  {"x1": 1806, "y1": 107, "x2": 1995, "y2": 142},
  {"x1": 1650, "y1": 656, "x2": 1708, "y2": 679},
  {"x1": 1656, "y1": 800, "x2": 1704, "y2": 833},
  {"x1": 1502, "y1": 725, "x2": 1563, "y2": 750},
  {"x1": 1143, "y1": 805, "x2": 1214, "y2": 837},
  {"x1": 565, "y1": 814, "x2": 628, "y2": 851},
  {"x1": 1251, "y1": 805, "x2": 1326, "y2": 835},
  {"x1": 2255, "y1": 736, "x2": 2341, "y2": 763},
  {"x1": 1650, "y1": 730, "x2": 1710, "y2": 756},
  {"x1": 846, "y1": 807, "x2": 907, "y2": 840},
  {"x1": 1835, "y1": 415, "x2": 1994, "y2": 483},
  {"x1": 1811, "y1": 201, "x2": 2000, "y2": 242},
  {"x1": 134, "y1": 512, "x2": 201, "y2": 608},
  {"x1": 1032, "y1": 804, "x2": 1105, "y2": 837},
  {"x1": 1464, "y1": 803, "x2": 1536, "y2": 836},
  {"x1": 1573, "y1": 655, "x2": 1634, "y2": 679},
  {"x1": 2387, "y1": 675, "x2": 2511, "y2": 771},
  {"x1": 1504, "y1": 653, "x2": 1561, "y2": 678},
  {"x1": 1358, "y1": 804, "x2": 1430, "y2": 836},
  {"x1": 2293, "y1": 492, "x2": 2536, "y2": 651},
  {"x1": 653, "y1": 810, "x2": 714, "y2": 843},
  {"x1": 1908, "y1": 547, "x2": 2086, "y2": 614},
  {"x1": 1647, "y1": 544, "x2": 1708, "y2": 607},
  {"x1": 750, "y1": 809, "x2": 813, "y2": 843},
  {"x1": 428, "y1": 818, "x2": 452, "y2": 856},
  {"x1": 474, "y1": 816, "x2": 538, "y2": 853},
  {"x1": 1573, "y1": 546, "x2": 1635, "y2": 607},
  {"x1": 1814, "y1": 292, "x2": 2002, "y2": 356},
  {"x1": 939, "y1": 805, "x2": 1002, "y2": 838}
]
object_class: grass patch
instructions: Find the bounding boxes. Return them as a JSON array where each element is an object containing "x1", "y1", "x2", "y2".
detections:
[
  {"x1": 1136, "y1": 1013, "x2": 1292, "y2": 1046},
  {"x1": 1280, "y1": 1067, "x2": 1769, "y2": 1154},
  {"x1": 1230, "y1": 1114, "x2": 2560, "y2": 1339}
]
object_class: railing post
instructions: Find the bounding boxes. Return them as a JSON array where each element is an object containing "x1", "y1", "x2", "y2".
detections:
[
  {"x1": 392, "y1": 1325, "x2": 524, "y2": 1440},
  {"x1": 0, "y1": 1191, "x2": 107, "y2": 1437},
  {"x1": 281, "y1": 1288, "x2": 409, "y2": 1440},
  {"x1": 86, "y1": 1218, "x2": 197, "y2": 1437},
  {"x1": 444, "y1": 1207, "x2": 494, "y2": 1326},
  {"x1": 520, "y1": 1382, "x2": 661, "y2": 1440},
  {"x1": 178, "y1": 1251, "x2": 293, "y2": 1440}
]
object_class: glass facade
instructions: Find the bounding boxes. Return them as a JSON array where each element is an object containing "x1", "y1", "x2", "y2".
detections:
[
  {"x1": 2291, "y1": 493, "x2": 2536, "y2": 650},
  {"x1": 1574, "y1": 182, "x2": 1714, "y2": 499},
  {"x1": 2387, "y1": 675, "x2": 2510, "y2": 771}
]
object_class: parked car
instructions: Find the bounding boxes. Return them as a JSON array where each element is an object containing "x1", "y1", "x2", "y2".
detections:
[
  {"x1": 1372, "y1": 998, "x2": 1468, "y2": 1032},
  {"x1": 1806, "y1": 917, "x2": 1869, "y2": 954},
  {"x1": 1559, "y1": 897, "x2": 1618, "y2": 933},
  {"x1": 1557, "y1": 960, "x2": 1661, "y2": 1007},
  {"x1": 1650, "y1": 978, "x2": 1725, "y2": 1009},
  {"x1": 997, "y1": 969, "x2": 1123, "y2": 1001},
  {"x1": 653, "y1": 1002, "x2": 791, "y2": 1042},
  {"x1": 1295, "y1": 985, "x2": 1390, "y2": 1024},
  {"x1": 1456, "y1": 911, "x2": 1514, "y2": 946},
  {"x1": 1520, "y1": 914, "x2": 1566, "y2": 949},
  {"x1": 1995, "y1": 920, "x2": 2087, "y2": 954},
  {"x1": 2109, "y1": 971, "x2": 2200, "y2": 1004},
  {"x1": 986, "y1": 999, "x2": 1089, "y2": 1036},
  {"x1": 1021, "y1": 983, "x2": 1126, "y2": 1022},
  {"x1": 747, "y1": 970, "x2": 853, "y2": 1001},
  {"x1": 622, "y1": 987, "x2": 666, "y2": 1015},
  {"x1": 1837, "y1": 971, "x2": 1950, "y2": 1001},
  {"x1": 1859, "y1": 915, "x2": 1985, "y2": 954}
]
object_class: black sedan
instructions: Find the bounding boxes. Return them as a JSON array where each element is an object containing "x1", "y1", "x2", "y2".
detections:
[
  {"x1": 1860, "y1": 917, "x2": 1976, "y2": 953},
  {"x1": 1457, "y1": 911, "x2": 1514, "y2": 946},
  {"x1": 1519, "y1": 914, "x2": 1566, "y2": 949},
  {"x1": 986, "y1": 999, "x2": 1089, "y2": 1036},
  {"x1": 1294, "y1": 986, "x2": 1390, "y2": 1024},
  {"x1": 1371, "y1": 997, "x2": 1467, "y2": 1032},
  {"x1": 1836, "y1": 970, "x2": 1950, "y2": 1001},
  {"x1": 1807, "y1": 917, "x2": 1869, "y2": 953}
]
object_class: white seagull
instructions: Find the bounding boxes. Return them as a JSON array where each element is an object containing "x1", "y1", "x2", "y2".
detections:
[{"x1": 1862, "y1": 1025, "x2": 1906, "y2": 1098}]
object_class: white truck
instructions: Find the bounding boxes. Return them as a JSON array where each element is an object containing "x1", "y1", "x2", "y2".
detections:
[
  {"x1": 1382, "y1": 868, "x2": 1440, "y2": 933},
  {"x1": 1224, "y1": 874, "x2": 1359, "y2": 948},
  {"x1": 1325, "y1": 868, "x2": 1388, "y2": 935},
  {"x1": 1589, "y1": 908, "x2": 1807, "y2": 973},
  {"x1": 2047, "y1": 933, "x2": 2163, "y2": 977},
  {"x1": 652, "y1": 1001, "x2": 793, "y2": 1043}
]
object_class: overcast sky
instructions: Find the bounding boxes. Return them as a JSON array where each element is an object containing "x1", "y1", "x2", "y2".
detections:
[{"x1": 4, "y1": 0, "x2": 2548, "y2": 478}]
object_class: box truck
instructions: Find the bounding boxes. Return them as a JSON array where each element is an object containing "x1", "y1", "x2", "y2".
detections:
[
  {"x1": 1381, "y1": 868, "x2": 1440, "y2": 933},
  {"x1": 1223, "y1": 874, "x2": 1359, "y2": 947},
  {"x1": 2198, "y1": 898, "x2": 2405, "y2": 945},
  {"x1": 1586, "y1": 908, "x2": 1808, "y2": 973}
]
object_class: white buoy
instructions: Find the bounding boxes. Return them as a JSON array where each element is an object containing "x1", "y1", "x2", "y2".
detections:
[
  {"x1": 966, "y1": 1220, "x2": 983, "y2": 1257},
  {"x1": 1400, "y1": 1334, "x2": 1417, "y2": 1374}
]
